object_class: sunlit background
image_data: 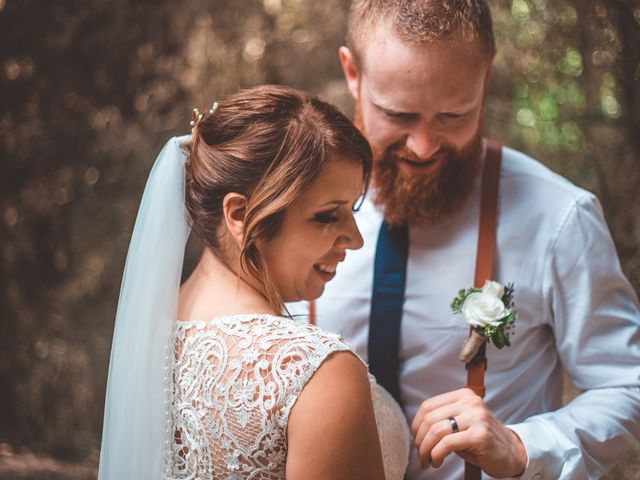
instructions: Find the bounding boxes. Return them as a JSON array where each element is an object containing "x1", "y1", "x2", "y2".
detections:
[{"x1": 1, "y1": 0, "x2": 639, "y2": 478}]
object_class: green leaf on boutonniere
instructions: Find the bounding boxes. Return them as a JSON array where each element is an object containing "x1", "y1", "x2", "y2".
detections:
[
  {"x1": 475, "y1": 313, "x2": 516, "y2": 349},
  {"x1": 493, "y1": 329, "x2": 507, "y2": 348}
]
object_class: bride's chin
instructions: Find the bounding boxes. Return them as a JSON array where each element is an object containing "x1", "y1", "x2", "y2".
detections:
[
  {"x1": 303, "y1": 284, "x2": 326, "y2": 303},
  {"x1": 282, "y1": 275, "x2": 327, "y2": 304}
]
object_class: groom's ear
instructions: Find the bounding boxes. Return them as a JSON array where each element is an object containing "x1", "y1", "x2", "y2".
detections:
[
  {"x1": 339, "y1": 46, "x2": 360, "y2": 101},
  {"x1": 222, "y1": 192, "x2": 247, "y2": 245}
]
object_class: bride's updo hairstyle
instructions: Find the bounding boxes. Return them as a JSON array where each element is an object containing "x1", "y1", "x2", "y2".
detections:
[{"x1": 184, "y1": 84, "x2": 372, "y2": 311}]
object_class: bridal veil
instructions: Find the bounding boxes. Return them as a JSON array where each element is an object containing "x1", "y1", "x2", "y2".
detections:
[{"x1": 98, "y1": 136, "x2": 191, "y2": 479}]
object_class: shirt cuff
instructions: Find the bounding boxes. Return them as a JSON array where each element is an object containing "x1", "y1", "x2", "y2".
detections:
[{"x1": 506, "y1": 422, "x2": 566, "y2": 480}]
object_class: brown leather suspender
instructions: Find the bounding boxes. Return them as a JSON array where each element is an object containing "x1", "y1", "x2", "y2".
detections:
[
  {"x1": 465, "y1": 140, "x2": 502, "y2": 480},
  {"x1": 466, "y1": 140, "x2": 502, "y2": 398},
  {"x1": 309, "y1": 298, "x2": 316, "y2": 325}
]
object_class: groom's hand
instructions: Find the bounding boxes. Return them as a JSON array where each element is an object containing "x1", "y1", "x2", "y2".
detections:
[{"x1": 411, "y1": 388, "x2": 527, "y2": 478}]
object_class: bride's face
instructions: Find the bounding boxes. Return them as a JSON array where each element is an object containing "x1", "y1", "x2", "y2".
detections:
[{"x1": 259, "y1": 155, "x2": 365, "y2": 303}]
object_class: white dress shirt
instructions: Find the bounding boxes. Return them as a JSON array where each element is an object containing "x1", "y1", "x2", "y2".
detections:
[{"x1": 289, "y1": 145, "x2": 640, "y2": 479}]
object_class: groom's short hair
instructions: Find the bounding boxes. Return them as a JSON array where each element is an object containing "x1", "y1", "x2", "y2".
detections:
[{"x1": 346, "y1": 0, "x2": 496, "y2": 64}]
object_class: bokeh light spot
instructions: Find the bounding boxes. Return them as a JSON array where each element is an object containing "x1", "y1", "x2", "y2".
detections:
[
  {"x1": 4, "y1": 207, "x2": 18, "y2": 226},
  {"x1": 516, "y1": 108, "x2": 536, "y2": 127},
  {"x1": 601, "y1": 94, "x2": 621, "y2": 118},
  {"x1": 511, "y1": 0, "x2": 530, "y2": 21},
  {"x1": 4, "y1": 59, "x2": 20, "y2": 80},
  {"x1": 54, "y1": 187, "x2": 74, "y2": 206},
  {"x1": 562, "y1": 48, "x2": 583, "y2": 76},
  {"x1": 539, "y1": 96, "x2": 559, "y2": 120},
  {"x1": 263, "y1": 0, "x2": 283, "y2": 15},
  {"x1": 244, "y1": 37, "x2": 266, "y2": 61},
  {"x1": 84, "y1": 167, "x2": 100, "y2": 186},
  {"x1": 592, "y1": 50, "x2": 615, "y2": 67}
]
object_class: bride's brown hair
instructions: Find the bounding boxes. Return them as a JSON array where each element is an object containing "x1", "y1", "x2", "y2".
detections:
[{"x1": 184, "y1": 85, "x2": 372, "y2": 311}]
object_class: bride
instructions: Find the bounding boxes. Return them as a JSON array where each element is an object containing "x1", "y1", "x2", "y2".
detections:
[{"x1": 98, "y1": 85, "x2": 409, "y2": 479}]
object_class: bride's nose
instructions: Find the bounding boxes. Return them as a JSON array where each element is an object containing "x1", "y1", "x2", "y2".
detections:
[{"x1": 337, "y1": 215, "x2": 364, "y2": 251}]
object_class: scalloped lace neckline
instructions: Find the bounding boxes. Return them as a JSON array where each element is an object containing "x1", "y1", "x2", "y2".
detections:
[{"x1": 175, "y1": 312, "x2": 284, "y2": 328}]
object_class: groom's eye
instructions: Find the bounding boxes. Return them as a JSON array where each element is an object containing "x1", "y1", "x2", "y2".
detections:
[
  {"x1": 382, "y1": 110, "x2": 416, "y2": 124},
  {"x1": 438, "y1": 111, "x2": 467, "y2": 123}
]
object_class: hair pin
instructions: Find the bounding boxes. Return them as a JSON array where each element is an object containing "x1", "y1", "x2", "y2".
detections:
[
  {"x1": 190, "y1": 108, "x2": 203, "y2": 128},
  {"x1": 190, "y1": 101, "x2": 219, "y2": 130}
]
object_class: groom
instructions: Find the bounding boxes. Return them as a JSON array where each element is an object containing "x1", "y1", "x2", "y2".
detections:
[{"x1": 296, "y1": 1, "x2": 640, "y2": 478}]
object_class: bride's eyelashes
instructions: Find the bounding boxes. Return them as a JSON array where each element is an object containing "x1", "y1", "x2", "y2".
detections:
[{"x1": 313, "y1": 209, "x2": 340, "y2": 225}]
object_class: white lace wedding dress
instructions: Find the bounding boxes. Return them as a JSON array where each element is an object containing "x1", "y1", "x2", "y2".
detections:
[{"x1": 166, "y1": 313, "x2": 409, "y2": 479}]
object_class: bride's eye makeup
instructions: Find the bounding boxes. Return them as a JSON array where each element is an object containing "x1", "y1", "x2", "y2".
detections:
[{"x1": 313, "y1": 209, "x2": 340, "y2": 225}]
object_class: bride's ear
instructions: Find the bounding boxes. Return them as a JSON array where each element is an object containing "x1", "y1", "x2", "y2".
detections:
[{"x1": 222, "y1": 192, "x2": 248, "y2": 245}]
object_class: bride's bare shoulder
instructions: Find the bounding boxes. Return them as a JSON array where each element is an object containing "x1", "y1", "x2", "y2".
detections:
[{"x1": 285, "y1": 351, "x2": 385, "y2": 480}]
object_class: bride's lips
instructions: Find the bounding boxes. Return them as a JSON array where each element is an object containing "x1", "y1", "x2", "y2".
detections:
[{"x1": 313, "y1": 255, "x2": 346, "y2": 282}]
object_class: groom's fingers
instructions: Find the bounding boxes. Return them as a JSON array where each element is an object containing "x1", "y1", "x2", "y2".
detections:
[
  {"x1": 416, "y1": 415, "x2": 466, "y2": 468},
  {"x1": 429, "y1": 430, "x2": 475, "y2": 468},
  {"x1": 412, "y1": 389, "x2": 484, "y2": 449},
  {"x1": 413, "y1": 403, "x2": 464, "y2": 448},
  {"x1": 413, "y1": 391, "x2": 491, "y2": 469},
  {"x1": 413, "y1": 389, "x2": 527, "y2": 477},
  {"x1": 411, "y1": 387, "x2": 477, "y2": 434}
]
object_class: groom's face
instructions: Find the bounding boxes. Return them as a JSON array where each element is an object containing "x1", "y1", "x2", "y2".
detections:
[{"x1": 340, "y1": 23, "x2": 493, "y2": 224}]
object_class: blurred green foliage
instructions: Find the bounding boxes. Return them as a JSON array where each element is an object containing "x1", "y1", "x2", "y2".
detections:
[{"x1": 0, "y1": 0, "x2": 638, "y2": 476}]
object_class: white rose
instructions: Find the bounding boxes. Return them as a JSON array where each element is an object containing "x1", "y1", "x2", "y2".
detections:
[
  {"x1": 481, "y1": 280, "x2": 505, "y2": 299},
  {"x1": 461, "y1": 291, "x2": 508, "y2": 328}
]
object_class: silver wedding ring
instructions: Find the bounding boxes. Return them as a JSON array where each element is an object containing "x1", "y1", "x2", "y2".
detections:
[{"x1": 448, "y1": 416, "x2": 460, "y2": 433}]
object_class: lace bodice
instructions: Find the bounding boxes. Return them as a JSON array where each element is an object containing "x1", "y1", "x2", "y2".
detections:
[{"x1": 166, "y1": 313, "x2": 409, "y2": 479}]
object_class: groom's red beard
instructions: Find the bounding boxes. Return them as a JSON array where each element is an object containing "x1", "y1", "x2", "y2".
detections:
[{"x1": 355, "y1": 103, "x2": 484, "y2": 226}]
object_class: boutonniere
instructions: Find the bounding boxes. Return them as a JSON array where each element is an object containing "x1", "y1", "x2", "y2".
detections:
[{"x1": 451, "y1": 280, "x2": 517, "y2": 363}]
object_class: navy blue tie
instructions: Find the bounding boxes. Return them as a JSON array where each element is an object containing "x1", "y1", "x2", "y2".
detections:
[{"x1": 368, "y1": 221, "x2": 409, "y2": 404}]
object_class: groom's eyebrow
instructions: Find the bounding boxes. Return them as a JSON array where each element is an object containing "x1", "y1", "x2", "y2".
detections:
[
  {"x1": 376, "y1": 102, "x2": 411, "y2": 115},
  {"x1": 371, "y1": 99, "x2": 414, "y2": 117}
]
